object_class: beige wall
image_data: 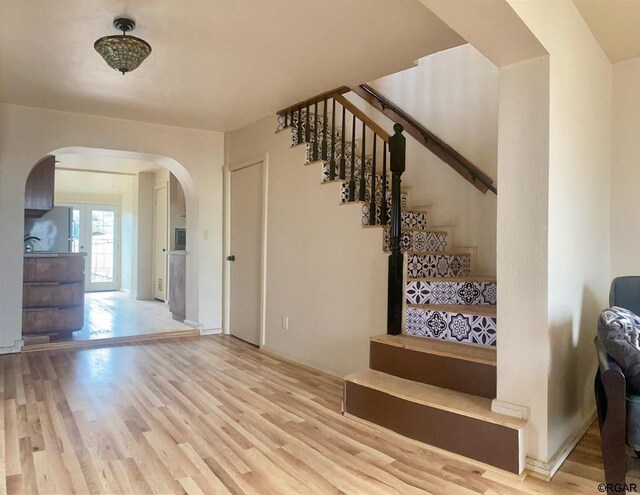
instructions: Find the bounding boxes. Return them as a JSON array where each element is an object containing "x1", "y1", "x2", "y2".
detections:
[
  {"x1": 509, "y1": 0, "x2": 612, "y2": 463},
  {"x1": 227, "y1": 116, "x2": 387, "y2": 376},
  {"x1": 496, "y1": 55, "x2": 551, "y2": 463},
  {"x1": 0, "y1": 104, "x2": 225, "y2": 351},
  {"x1": 611, "y1": 57, "x2": 640, "y2": 278},
  {"x1": 352, "y1": 44, "x2": 498, "y2": 273}
]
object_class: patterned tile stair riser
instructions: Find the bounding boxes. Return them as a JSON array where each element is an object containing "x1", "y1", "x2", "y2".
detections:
[
  {"x1": 339, "y1": 178, "x2": 407, "y2": 206},
  {"x1": 406, "y1": 253, "x2": 471, "y2": 279},
  {"x1": 362, "y1": 204, "x2": 426, "y2": 228},
  {"x1": 406, "y1": 280, "x2": 497, "y2": 306},
  {"x1": 406, "y1": 307, "x2": 497, "y2": 347},
  {"x1": 383, "y1": 228, "x2": 448, "y2": 253}
]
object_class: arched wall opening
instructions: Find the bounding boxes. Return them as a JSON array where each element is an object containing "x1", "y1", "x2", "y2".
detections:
[
  {"x1": 21, "y1": 147, "x2": 198, "y2": 341},
  {"x1": 0, "y1": 104, "x2": 225, "y2": 353}
]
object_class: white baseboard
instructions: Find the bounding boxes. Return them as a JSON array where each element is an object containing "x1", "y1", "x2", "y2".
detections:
[
  {"x1": 183, "y1": 319, "x2": 204, "y2": 331},
  {"x1": 491, "y1": 399, "x2": 530, "y2": 420},
  {"x1": 200, "y1": 328, "x2": 222, "y2": 336},
  {"x1": 0, "y1": 339, "x2": 24, "y2": 354},
  {"x1": 183, "y1": 320, "x2": 222, "y2": 336},
  {"x1": 525, "y1": 409, "x2": 596, "y2": 480}
]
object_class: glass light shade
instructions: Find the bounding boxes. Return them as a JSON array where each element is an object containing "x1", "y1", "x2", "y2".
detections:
[{"x1": 94, "y1": 34, "x2": 151, "y2": 74}]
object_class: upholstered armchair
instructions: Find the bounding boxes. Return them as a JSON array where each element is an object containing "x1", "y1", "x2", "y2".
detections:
[{"x1": 595, "y1": 276, "x2": 640, "y2": 493}]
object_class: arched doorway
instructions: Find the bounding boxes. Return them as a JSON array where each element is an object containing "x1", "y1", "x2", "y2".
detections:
[{"x1": 21, "y1": 147, "x2": 199, "y2": 348}]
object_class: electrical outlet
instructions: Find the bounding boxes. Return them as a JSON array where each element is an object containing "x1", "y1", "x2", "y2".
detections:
[{"x1": 282, "y1": 316, "x2": 289, "y2": 330}]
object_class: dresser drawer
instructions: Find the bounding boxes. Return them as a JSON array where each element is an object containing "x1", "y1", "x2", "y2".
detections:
[
  {"x1": 22, "y1": 306, "x2": 84, "y2": 334},
  {"x1": 23, "y1": 256, "x2": 84, "y2": 283},
  {"x1": 23, "y1": 282, "x2": 83, "y2": 308}
]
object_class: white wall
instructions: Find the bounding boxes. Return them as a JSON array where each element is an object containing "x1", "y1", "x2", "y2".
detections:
[
  {"x1": 611, "y1": 57, "x2": 640, "y2": 278},
  {"x1": 508, "y1": 0, "x2": 612, "y2": 463},
  {"x1": 136, "y1": 172, "x2": 155, "y2": 300},
  {"x1": 120, "y1": 177, "x2": 136, "y2": 294},
  {"x1": 496, "y1": 55, "x2": 551, "y2": 463},
  {"x1": 227, "y1": 116, "x2": 387, "y2": 376},
  {"x1": 0, "y1": 104, "x2": 225, "y2": 351},
  {"x1": 351, "y1": 44, "x2": 498, "y2": 273}
]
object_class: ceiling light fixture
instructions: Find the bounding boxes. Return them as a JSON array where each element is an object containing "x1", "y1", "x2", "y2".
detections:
[{"x1": 94, "y1": 17, "x2": 151, "y2": 75}]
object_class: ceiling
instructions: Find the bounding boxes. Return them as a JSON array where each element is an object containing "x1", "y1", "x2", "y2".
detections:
[
  {"x1": 0, "y1": 1, "x2": 464, "y2": 132},
  {"x1": 574, "y1": 0, "x2": 640, "y2": 63},
  {"x1": 55, "y1": 169, "x2": 135, "y2": 198}
]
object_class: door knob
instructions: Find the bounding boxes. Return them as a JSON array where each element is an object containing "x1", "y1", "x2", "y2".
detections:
[
  {"x1": 227, "y1": 255, "x2": 236, "y2": 262},
  {"x1": 162, "y1": 248, "x2": 166, "y2": 252}
]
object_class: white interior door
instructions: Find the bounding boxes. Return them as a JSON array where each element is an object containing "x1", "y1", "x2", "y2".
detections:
[
  {"x1": 229, "y1": 162, "x2": 263, "y2": 345},
  {"x1": 67, "y1": 204, "x2": 120, "y2": 292},
  {"x1": 153, "y1": 186, "x2": 168, "y2": 301}
]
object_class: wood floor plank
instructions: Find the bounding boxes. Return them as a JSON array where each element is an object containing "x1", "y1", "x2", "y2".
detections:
[{"x1": 0, "y1": 334, "x2": 632, "y2": 494}]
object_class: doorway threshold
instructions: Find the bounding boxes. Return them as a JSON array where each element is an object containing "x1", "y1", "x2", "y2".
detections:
[{"x1": 22, "y1": 328, "x2": 199, "y2": 353}]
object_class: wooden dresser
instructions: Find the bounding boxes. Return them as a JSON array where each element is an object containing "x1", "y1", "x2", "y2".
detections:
[{"x1": 23, "y1": 253, "x2": 86, "y2": 338}]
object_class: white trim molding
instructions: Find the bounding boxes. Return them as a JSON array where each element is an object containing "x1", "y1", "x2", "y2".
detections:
[
  {"x1": 0, "y1": 339, "x2": 24, "y2": 354},
  {"x1": 491, "y1": 399, "x2": 530, "y2": 420},
  {"x1": 183, "y1": 319, "x2": 222, "y2": 336},
  {"x1": 183, "y1": 319, "x2": 204, "y2": 331},
  {"x1": 200, "y1": 328, "x2": 223, "y2": 336},
  {"x1": 525, "y1": 409, "x2": 596, "y2": 480}
]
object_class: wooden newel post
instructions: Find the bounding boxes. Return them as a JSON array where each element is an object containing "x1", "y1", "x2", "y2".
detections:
[{"x1": 387, "y1": 123, "x2": 405, "y2": 335}]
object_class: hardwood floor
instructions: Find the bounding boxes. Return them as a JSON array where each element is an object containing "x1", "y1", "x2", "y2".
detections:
[
  {"x1": 0, "y1": 334, "x2": 636, "y2": 494},
  {"x1": 24, "y1": 292, "x2": 194, "y2": 350}
]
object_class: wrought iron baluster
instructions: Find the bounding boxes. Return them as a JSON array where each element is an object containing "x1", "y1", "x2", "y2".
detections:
[
  {"x1": 322, "y1": 99, "x2": 328, "y2": 162},
  {"x1": 359, "y1": 124, "x2": 366, "y2": 201},
  {"x1": 297, "y1": 106, "x2": 303, "y2": 145},
  {"x1": 348, "y1": 115, "x2": 356, "y2": 202},
  {"x1": 330, "y1": 99, "x2": 337, "y2": 181},
  {"x1": 369, "y1": 134, "x2": 377, "y2": 225},
  {"x1": 339, "y1": 106, "x2": 346, "y2": 180},
  {"x1": 312, "y1": 101, "x2": 319, "y2": 161},
  {"x1": 305, "y1": 105, "x2": 310, "y2": 143}
]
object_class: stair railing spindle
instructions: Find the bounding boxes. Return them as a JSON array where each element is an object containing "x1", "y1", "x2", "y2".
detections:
[
  {"x1": 330, "y1": 99, "x2": 337, "y2": 181},
  {"x1": 322, "y1": 99, "x2": 328, "y2": 162},
  {"x1": 348, "y1": 114, "x2": 356, "y2": 202},
  {"x1": 312, "y1": 101, "x2": 319, "y2": 161},
  {"x1": 340, "y1": 105, "x2": 346, "y2": 180},
  {"x1": 369, "y1": 134, "x2": 377, "y2": 225},
  {"x1": 305, "y1": 104, "x2": 311, "y2": 143},
  {"x1": 297, "y1": 106, "x2": 303, "y2": 145},
  {"x1": 359, "y1": 123, "x2": 367, "y2": 201}
]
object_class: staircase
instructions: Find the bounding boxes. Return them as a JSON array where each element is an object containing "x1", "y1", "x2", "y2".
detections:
[{"x1": 276, "y1": 89, "x2": 525, "y2": 474}]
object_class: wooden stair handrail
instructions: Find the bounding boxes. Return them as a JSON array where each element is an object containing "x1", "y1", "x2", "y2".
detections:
[
  {"x1": 333, "y1": 93, "x2": 390, "y2": 143},
  {"x1": 277, "y1": 86, "x2": 350, "y2": 117},
  {"x1": 352, "y1": 84, "x2": 497, "y2": 195}
]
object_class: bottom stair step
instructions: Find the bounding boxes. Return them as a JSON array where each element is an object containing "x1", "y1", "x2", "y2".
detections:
[
  {"x1": 369, "y1": 334, "x2": 497, "y2": 399},
  {"x1": 343, "y1": 369, "x2": 525, "y2": 474}
]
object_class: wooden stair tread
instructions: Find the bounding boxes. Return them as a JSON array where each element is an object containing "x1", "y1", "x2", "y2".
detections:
[
  {"x1": 371, "y1": 334, "x2": 496, "y2": 366},
  {"x1": 407, "y1": 304, "x2": 497, "y2": 317},
  {"x1": 407, "y1": 276, "x2": 496, "y2": 282},
  {"x1": 344, "y1": 369, "x2": 525, "y2": 429}
]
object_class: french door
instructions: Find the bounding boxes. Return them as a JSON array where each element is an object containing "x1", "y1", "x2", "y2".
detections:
[{"x1": 67, "y1": 204, "x2": 120, "y2": 292}]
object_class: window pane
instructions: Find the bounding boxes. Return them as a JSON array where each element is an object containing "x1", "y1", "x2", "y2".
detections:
[{"x1": 90, "y1": 210, "x2": 115, "y2": 283}]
